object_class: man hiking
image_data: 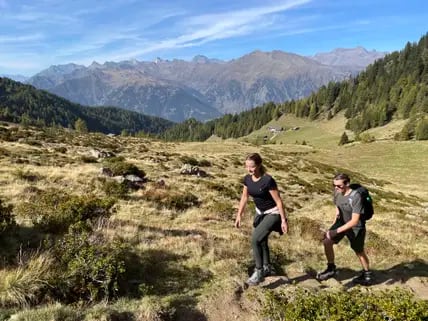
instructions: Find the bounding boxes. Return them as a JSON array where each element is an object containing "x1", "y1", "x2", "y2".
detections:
[{"x1": 316, "y1": 173, "x2": 374, "y2": 285}]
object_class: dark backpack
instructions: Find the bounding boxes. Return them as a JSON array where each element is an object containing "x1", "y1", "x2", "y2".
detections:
[{"x1": 349, "y1": 183, "x2": 374, "y2": 220}]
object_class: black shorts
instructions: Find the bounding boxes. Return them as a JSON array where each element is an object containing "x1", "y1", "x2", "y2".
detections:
[{"x1": 330, "y1": 220, "x2": 366, "y2": 253}]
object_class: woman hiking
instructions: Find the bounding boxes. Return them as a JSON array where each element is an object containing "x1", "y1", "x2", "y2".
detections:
[{"x1": 235, "y1": 153, "x2": 288, "y2": 285}]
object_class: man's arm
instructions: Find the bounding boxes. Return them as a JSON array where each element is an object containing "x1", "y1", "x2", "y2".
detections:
[{"x1": 327, "y1": 213, "x2": 360, "y2": 239}]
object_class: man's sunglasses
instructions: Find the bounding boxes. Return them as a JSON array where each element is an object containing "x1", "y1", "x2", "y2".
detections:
[{"x1": 333, "y1": 184, "x2": 345, "y2": 189}]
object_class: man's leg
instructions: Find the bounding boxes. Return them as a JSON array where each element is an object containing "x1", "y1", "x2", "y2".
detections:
[
  {"x1": 317, "y1": 222, "x2": 345, "y2": 281},
  {"x1": 350, "y1": 229, "x2": 373, "y2": 285},
  {"x1": 356, "y1": 251, "x2": 370, "y2": 271},
  {"x1": 323, "y1": 237, "x2": 335, "y2": 264}
]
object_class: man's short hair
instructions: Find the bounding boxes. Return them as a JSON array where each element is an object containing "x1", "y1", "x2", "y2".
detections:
[{"x1": 334, "y1": 173, "x2": 350, "y2": 184}]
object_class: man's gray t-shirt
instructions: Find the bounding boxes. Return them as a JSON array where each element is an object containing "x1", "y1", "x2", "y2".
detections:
[{"x1": 334, "y1": 190, "x2": 365, "y2": 230}]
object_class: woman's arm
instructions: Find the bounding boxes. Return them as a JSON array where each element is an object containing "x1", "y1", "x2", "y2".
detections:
[
  {"x1": 269, "y1": 189, "x2": 288, "y2": 233},
  {"x1": 235, "y1": 186, "x2": 249, "y2": 228}
]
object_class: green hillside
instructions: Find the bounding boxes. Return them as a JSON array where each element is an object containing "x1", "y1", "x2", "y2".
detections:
[{"x1": 0, "y1": 77, "x2": 174, "y2": 134}]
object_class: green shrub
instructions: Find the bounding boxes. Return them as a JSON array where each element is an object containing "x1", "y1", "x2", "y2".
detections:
[
  {"x1": 53, "y1": 146, "x2": 67, "y2": 154},
  {"x1": 198, "y1": 159, "x2": 212, "y2": 167},
  {"x1": 103, "y1": 159, "x2": 145, "y2": 177},
  {"x1": 357, "y1": 132, "x2": 376, "y2": 143},
  {"x1": 21, "y1": 138, "x2": 43, "y2": 147},
  {"x1": 15, "y1": 190, "x2": 116, "y2": 233},
  {"x1": 141, "y1": 188, "x2": 200, "y2": 211},
  {"x1": 179, "y1": 155, "x2": 199, "y2": 166},
  {"x1": 51, "y1": 224, "x2": 126, "y2": 302},
  {"x1": 209, "y1": 201, "x2": 235, "y2": 220},
  {"x1": 203, "y1": 181, "x2": 240, "y2": 199},
  {"x1": 263, "y1": 287, "x2": 428, "y2": 321},
  {"x1": 101, "y1": 180, "x2": 129, "y2": 199},
  {"x1": 13, "y1": 169, "x2": 41, "y2": 182},
  {"x1": 415, "y1": 118, "x2": 428, "y2": 140},
  {"x1": 162, "y1": 193, "x2": 200, "y2": 211},
  {"x1": 80, "y1": 155, "x2": 98, "y2": 163}
]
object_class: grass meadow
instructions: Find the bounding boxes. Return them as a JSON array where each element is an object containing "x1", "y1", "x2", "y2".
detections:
[{"x1": 0, "y1": 118, "x2": 427, "y2": 321}]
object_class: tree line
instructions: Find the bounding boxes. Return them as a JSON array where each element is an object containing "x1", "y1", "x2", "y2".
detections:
[{"x1": 0, "y1": 77, "x2": 174, "y2": 134}]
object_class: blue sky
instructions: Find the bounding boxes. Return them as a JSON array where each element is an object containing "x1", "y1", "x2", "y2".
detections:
[{"x1": 0, "y1": 0, "x2": 427, "y2": 76}]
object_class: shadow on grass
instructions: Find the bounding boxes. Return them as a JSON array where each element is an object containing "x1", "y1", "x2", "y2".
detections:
[
  {"x1": 169, "y1": 295, "x2": 208, "y2": 321},
  {"x1": 336, "y1": 259, "x2": 428, "y2": 288},
  {"x1": 0, "y1": 225, "x2": 46, "y2": 267},
  {"x1": 142, "y1": 225, "x2": 208, "y2": 239},
  {"x1": 122, "y1": 249, "x2": 213, "y2": 297},
  {"x1": 284, "y1": 260, "x2": 428, "y2": 290}
]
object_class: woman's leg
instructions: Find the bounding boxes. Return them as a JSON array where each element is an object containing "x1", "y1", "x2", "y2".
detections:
[
  {"x1": 251, "y1": 215, "x2": 280, "y2": 268},
  {"x1": 260, "y1": 238, "x2": 270, "y2": 266}
]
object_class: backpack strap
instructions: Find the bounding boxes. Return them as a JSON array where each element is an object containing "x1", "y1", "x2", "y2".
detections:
[{"x1": 348, "y1": 189, "x2": 358, "y2": 206}]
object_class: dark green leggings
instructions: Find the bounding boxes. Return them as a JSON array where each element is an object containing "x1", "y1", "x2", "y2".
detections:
[{"x1": 251, "y1": 214, "x2": 281, "y2": 268}]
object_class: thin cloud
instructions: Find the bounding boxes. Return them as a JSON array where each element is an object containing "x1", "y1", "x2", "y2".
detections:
[
  {"x1": 0, "y1": 33, "x2": 44, "y2": 43},
  {"x1": 112, "y1": 0, "x2": 312, "y2": 60}
]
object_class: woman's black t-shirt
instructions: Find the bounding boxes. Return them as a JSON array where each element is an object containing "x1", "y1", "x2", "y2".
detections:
[{"x1": 243, "y1": 174, "x2": 277, "y2": 212}]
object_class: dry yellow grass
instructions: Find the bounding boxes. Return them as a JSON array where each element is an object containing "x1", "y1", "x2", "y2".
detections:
[{"x1": 0, "y1": 125, "x2": 427, "y2": 320}]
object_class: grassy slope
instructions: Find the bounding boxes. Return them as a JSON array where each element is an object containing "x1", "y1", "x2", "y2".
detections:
[{"x1": 0, "y1": 121, "x2": 427, "y2": 320}]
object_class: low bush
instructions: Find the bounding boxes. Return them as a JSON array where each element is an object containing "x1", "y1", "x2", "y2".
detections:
[
  {"x1": 53, "y1": 146, "x2": 67, "y2": 154},
  {"x1": 141, "y1": 187, "x2": 200, "y2": 211},
  {"x1": 13, "y1": 169, "x2": 42, "y2": 182},
  {"x1": 162, "y1": 193, "x2": 200, "y2": 211},
  {"x1": 80, "y1": 155, "x2": 98, "y2": 163},
  {"x1": 51, "y1": 224, "x2": 127, "y2": 303},
  {"x1": 179, "y1": 155, "x2": 199, "y2": 166},
  {"x1": 101, "y1": 180, "x2": 129, "y2": 199},
  {"x1": 357, "y1": 132, "x2": 376, "y2": 143},
  {"x1": 263, "y1": 287, "x2": 428, "y2": 321},
  {"x1": 103, "y1": 158, "x2": 145, "y2": 178},
  {"x1": 203, "y1": 181, "x2": 240, "y2": 199},
  {"x1": 209, "y1": 201, "x2": 235, "y2": 220},
  {"x1": 15, "y1": 190, "x2": 116, "y2": 233}
]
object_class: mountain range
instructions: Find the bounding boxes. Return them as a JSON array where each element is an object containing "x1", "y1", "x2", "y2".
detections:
[{"x1": 23, "y1": 47, "x2": 386, "y2": 122}]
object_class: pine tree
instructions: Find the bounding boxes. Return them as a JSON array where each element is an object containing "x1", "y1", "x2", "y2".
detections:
[
  {"x1": 415, "y1": 118, "x2": 428, "y2": 140},
  {"x1": 398, "y1": 122, "x2": 413, "y2": 140},
  {"x1": 74, "y1": 118, "x2": 88, "y2": 133},
  {"x1": 338, "y1": 132, "x2": 349, "y2": 146}
]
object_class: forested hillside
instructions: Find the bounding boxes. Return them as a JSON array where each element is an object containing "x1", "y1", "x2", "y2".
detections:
[
  {"x1": 284, "y1": 32, "x2": 428, "y2": 135},
  {"x1": 162, "y1": 33, "x2": 428, "y2": 141},
  {"x1": 0, "y1": 77, "x2": 174, "y2": 134},
  {"x1": 161, "y1": 102, "x2": 278, "y2": 141}
]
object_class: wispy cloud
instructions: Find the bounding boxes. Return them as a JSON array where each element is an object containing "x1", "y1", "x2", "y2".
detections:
[
  {"x1": 0, "y1": 33, "x2": 44, "y2": 43},
  {"x1": 108, "y1": 0, "x2": 312, "y2": 60},
  {"x1": 1, "y1": 0, "x2": 426, "y2": 75}
]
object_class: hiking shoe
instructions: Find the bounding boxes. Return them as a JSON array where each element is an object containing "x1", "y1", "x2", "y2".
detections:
[
  {"x1": 352, "y1": 270, "x2": 374, "y2": 286},
  {"x1": 316, "y1": 265, "x2": 337, "y2": 281},
  {"x1": 263, "y1": 264, "x2": 276, "y2": 277},
  {"x1": 246, "y1": 268, "x2": 264, "y2": 286}
]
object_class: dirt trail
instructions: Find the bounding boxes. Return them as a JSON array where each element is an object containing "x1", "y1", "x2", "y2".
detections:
[{"x1": 258, "y1": 262, "x2": 428, "y2": 299}]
